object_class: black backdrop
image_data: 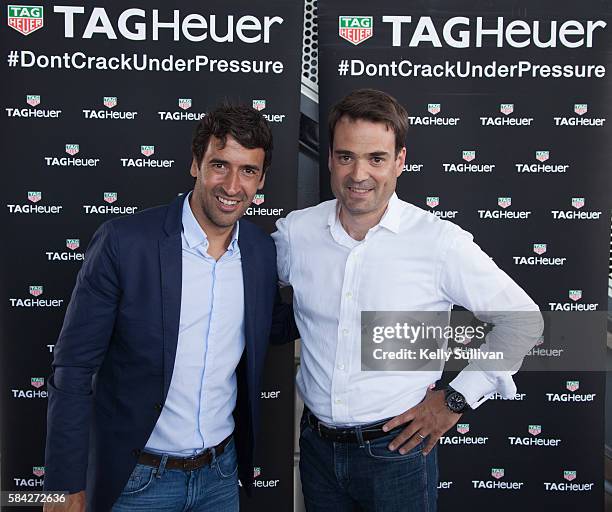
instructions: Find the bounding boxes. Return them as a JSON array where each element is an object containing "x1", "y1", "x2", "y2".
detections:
[
  {"x1": 1, "y1": 1, "x2": 303, "y2": 510},
  {"x1": 318, "y1": 1, "x2": 611, "y2": 510}
]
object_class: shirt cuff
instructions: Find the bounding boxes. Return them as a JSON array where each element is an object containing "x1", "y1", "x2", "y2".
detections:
[{"x1": 449, "y1": 369, "x2": 517, "y2": 409}]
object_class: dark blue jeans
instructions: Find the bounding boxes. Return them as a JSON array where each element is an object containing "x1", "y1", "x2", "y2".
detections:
[
  {"x1": 299, "y1": 414, "x2": 438, "y2": 512},
  {"x1": 112, "y1": 438, "x2": 239, "y2": 511}
]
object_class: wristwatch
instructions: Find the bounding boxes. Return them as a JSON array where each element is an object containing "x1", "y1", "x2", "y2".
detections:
[{"x1": 444, "y1": 387, "x2": 470, "y2": 413}]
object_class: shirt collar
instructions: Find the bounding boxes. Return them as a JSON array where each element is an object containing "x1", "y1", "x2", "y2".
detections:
[
  {"x1": 327, "y1": 192, "x2": 403, "y2": 235},
  {"x1": 182, "y1": 191, "x2": 240, "y2": 251}
]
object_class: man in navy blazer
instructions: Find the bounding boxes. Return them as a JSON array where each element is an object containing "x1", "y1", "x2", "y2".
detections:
[{"x1": 44, "y1": 103, "x2": 296, "y2": 511}]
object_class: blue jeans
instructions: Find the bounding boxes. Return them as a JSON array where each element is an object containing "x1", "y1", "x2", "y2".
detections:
[
  {"x1": 299, "y1": 413, "x2": 438, "y2": 512},
  {"x1": 112, "y1": 438, "x2": 239, "y2": 512}
]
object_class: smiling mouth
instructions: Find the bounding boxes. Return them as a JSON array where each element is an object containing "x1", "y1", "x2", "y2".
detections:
[
  {"x1": 216, "y1": 195, "x2": 240, "y2": 208},
  {"x1": 347, "y1": 187, "x2": 373, "y2": 195}
]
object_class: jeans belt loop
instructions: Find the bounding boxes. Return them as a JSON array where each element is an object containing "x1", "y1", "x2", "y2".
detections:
[{"x1": 156, "y1": 454, "x2": 169, "y2": 478}]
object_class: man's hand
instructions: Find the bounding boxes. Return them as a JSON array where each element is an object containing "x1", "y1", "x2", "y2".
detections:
[
  {"x1": 382, "y1": 388, "x2": 462, "y2": 456},
  {"x1": 43, "y1": 491, "x2": 85, "y2": 512}
]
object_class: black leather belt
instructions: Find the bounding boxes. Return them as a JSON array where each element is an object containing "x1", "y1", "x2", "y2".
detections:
[
  {"x1": 138, "y1": 435, "x2": 232, "y2": 471},
  {"x1": 305, "y1": 408, "x2": 401, "y2": 443}
]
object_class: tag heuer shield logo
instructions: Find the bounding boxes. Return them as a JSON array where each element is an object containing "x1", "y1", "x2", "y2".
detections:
[
  {"x1": 26, "y1": 94, "x2": 40, "y2": 107},
  {"x1": 103, "y1": 96, "x2": 117, "y2": 109},
  {"x1": 141, "y1": 145, "x2": 155, "y2": 157},
  {"x1": 253, "y1": 467, "x2": 261, "y2": 478},
  {"x1": 427, "y1": 103, "x2": 440, "y2": 115},
  {"x1": 568, "y1": 290, "x2": 582, "y2": 302},
  {"x1": 456, "y1": 423, "x2": 469, "y2": 434},
  {"x1": 66, "y1": 239, "x2": 80, "y2": 250},
  {"x1": 252, "y1": 99, "x2": 266, "y2": 111},
  {"x1": 571, "y1": 197, "x2": 585, "y2": 209},
  {"x1": 535, "y1": 150, "x2": 549, "y2": 162},
  {"x1": 178, "y1": 98, "x2": 192, "y2": 110},
  {"x1": 32, "y1": 466, "x2": 45, "y2": 477},
  {"x1": 500, "y1": 103, "x2": 514, "y2": 115},
  {"x1": 29, "y1": 285, "x2": 43, "y2": 297},
  {"x1": 252, "y1": 194, "x2": 265, "y2": 205},
  {"x1": 574, "y1": 104, "x2": 587, "y2": 116},
  {"x1": 462, "y1": 150, "x2": 475, "y2": 162},
  {"x1": 564, "y1": 470, "x2": 577, "y2": 481},
  {"x1": 566, "y1": 380, "x2": 579, "y2": 392},
  {"x1": 8, "y1": 5, "x2": 44, "y2": 36},
  {"x1": 65, "y1": 144, "x2": 79, "y2": 156},
  {"x1": 339, "y1": 16, "x2": 373, "y2": 45},
  {"x1": 497, "y1": 197, "x2": 511, "y2": 209},
  {"x1": 28, "y1": 191, "x2": 41, "y2": 203},
  {"x1": 533, "y1": 243, "x2": 547, "y2": 255},
  {"x1": 426, "y1": 196, "x2": 439, "y2": 208},
  {"x1": 528, "y1": 424, "x2": 541, "y2": 436},
  {"x1": 104, "y1": 192, "x2": 117, "y2": 204},
  {"x1": 491, "y1": 468, "x2": 504, "y2": 479},
  {"x1": 31, "y1": 377, "x2": 44, "y2": 388}
]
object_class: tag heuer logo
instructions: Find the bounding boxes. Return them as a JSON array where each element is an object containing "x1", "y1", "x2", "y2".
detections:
[
  {"x1": 8, "y1": 5, "x2": 43, "y2": 36},
  {"x1": 141, "y1": 145, "x2": 155, "y2": 157},
  {"x1": 456, "y1": 423, "x2": 469, "y2": 434},
  {"x1": 566, "y1": 380, "x2": 579, "y2": 392},
  {"x1": 462, "y1": 150, "x2": 475, "y2": 162},
  {"x1": 533, "y1": 243, "x2": 547, "y2": 255},
  {"x1": 252, "y1": 99, "x2": 266, "y2": 111},
  {"x1": 500, "y1": 103, "x2": 514, "y2": 115},
  {"x1": 427, "y1": 103, "x2": 440, "y2": 115},
  {"x1": 65, "y1": 144, "x2": 79, "y2": 156},
  {"x1": 66, "y1": 239, "x2": 80, "y2": 250},
  {"x1": 104, "y1": 192, "x2": 117, "y2": 204},
  {"x1": 252, "y1": 194, "x2": 265, "y2": 205},
  {"x1": 26, "y1": 94, "x2": 40, "y2": 107},
  {"x1": 426, "y1": 196, "x2": 439, "y2": 208},
  {"x1": 32, "y1": 466, "x2": 45, "y2": 477},
  {"x1": 571, "y1": 197, "x2": 585, "y2": 209},
  {"x1": 253, "y1": 467, "x2": 261, "y2": 478},
  {"x1": 568, "y1": 290, "x2": 582, "y2": 302},
  {"x1": 535, "y1": 150, "x2": 549, "y2": 162},
  {"x1": 178, "y1": 98, "x2": 192, "y2": 110},
  {"x1": 339, "y1": 16, "x2": 373, "y2": 45},
  {"x1": 497, "y1": 197, "x2": 511, "y2": 209},
  {"x1": 528, "y1": 424, "x2": 541, "y2": 436},
  {"x1": 563, "y1": 470, "x2": 577, "y2": 481},
  {"x1": 29, "y1": 285, "x2": 43, "y2": 297},
  {"x1": 491, "y1": 468, "x2": 504, "y2": 479},
  {"x1": 28, "y1": 191, "x2": 41, "y2": 203},
  {"x1": 574, "y1": 104, "x2": 587, "y2": 116},
  {"x1": 31, "y1": 377, "x2": 44, "y2": 389},
  {"x1": 103, "y1": 96, "x2": 117, "y2": 109}
]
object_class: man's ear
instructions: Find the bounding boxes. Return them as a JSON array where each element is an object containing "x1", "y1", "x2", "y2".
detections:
[
  {"x1": 328, "y1": 148, "x2": 333, "y2": 173},
  {"x1": 190, "y1": 157, "x2": 199, "y2": 178},
  {"x1": 395, "y1": 147, "x2": 406, "y2": 177}
]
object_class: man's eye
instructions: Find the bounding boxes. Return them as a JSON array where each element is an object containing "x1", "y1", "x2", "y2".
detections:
[
  {"x1": 372, "y1": 157, "x2": 383, "y2": 164},
  {"x1": 339, "y1": 155, "x2": 352, "y2": 163},
  {"x1": 212, "y1": 163, "x2": 225, "y2": 169}
]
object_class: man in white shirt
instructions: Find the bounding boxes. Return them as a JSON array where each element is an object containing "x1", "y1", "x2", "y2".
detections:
[{"x1": 272, "y1": 89, "x2": 543, "y2": 512}]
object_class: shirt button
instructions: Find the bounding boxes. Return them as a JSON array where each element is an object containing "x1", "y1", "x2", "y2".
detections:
[
  {"x1": 132, "y1": 448, "x2": 141, "y2": 457},
  {"x1": 345, "y1": 292, "x2": 352, "y2": 299},
  {"x1": 154, "y1": 403, "x2": 163, "y2": 412},
  {"x1": 337, "y1": 364, "x2": 345, "y2": 371},
  {"x1": 342, "y1": 329, "x2": 349, "y2": 335},
  {"x1": 334, "y1": 398, "x2": 342, "y2": 404}
]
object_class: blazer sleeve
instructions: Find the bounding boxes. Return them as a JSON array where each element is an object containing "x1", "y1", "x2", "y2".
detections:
[
  {"x1": 269, "y1": 287, "x2": 299, "y2": 345},
  {"x1": 44, "y1": 221, "x2": 121, "y2": 493}
]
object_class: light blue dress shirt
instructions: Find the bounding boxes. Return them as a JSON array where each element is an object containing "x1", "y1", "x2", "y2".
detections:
[{"x1": 145, "y1": 193, "x2": 245, "y2": 456}]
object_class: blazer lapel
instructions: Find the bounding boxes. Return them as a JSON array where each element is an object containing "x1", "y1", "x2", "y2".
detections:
[
  {"x1": 159, "y1": 194, "x2": 186, "y2": 396},
  {"x1": 238, "y1": 223, "x2": 257, "y2": 393}
]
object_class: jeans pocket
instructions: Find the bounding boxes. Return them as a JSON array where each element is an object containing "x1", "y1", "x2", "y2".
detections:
[
  {"x1": 121, "y1": 464, "x2": 156, "y2": 495},
  {"x1": 215, "y1": 439, "x2": 238, "y2": 479},
  {"x1": 365, "y1": 434, "x2": 424, "y2": 461}
]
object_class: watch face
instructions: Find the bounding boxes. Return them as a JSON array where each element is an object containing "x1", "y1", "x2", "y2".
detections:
[{"x1": 447, "y1": 392, "x2": 466, "y2": 412}]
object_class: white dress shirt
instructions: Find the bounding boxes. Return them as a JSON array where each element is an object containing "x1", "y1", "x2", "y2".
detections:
[
  {"x1": 145, "y1": 193, "x2": 245, "y2": 455},
  {"x1": 272, "y1": 193, "x2": 542, "y2": 426}
]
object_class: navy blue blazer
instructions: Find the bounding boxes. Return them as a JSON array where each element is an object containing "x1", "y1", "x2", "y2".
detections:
[{"x1": 44, "y1": 193, "x2": 296, "y2": 511}]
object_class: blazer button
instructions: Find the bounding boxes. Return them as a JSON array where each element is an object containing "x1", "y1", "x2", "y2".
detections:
[
  {"x1": 132, "y1": 449, "x2": 141, "y2": 457},
  {"x1": 154, "y1": 403, "x2": 163, "y2": 412}
]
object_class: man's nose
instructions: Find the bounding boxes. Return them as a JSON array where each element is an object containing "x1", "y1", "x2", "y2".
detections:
[{"x1": 223, "y1": 170, "x2": 241, "y2": 196}]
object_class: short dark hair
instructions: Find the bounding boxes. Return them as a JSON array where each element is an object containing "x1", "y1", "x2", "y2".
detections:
[
  {"x1": 192, "y1": 102, "x2": 273, "y2": 172},
  {"x1": 328, "y1": 89, "x2": 408, "y2": 155}
]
